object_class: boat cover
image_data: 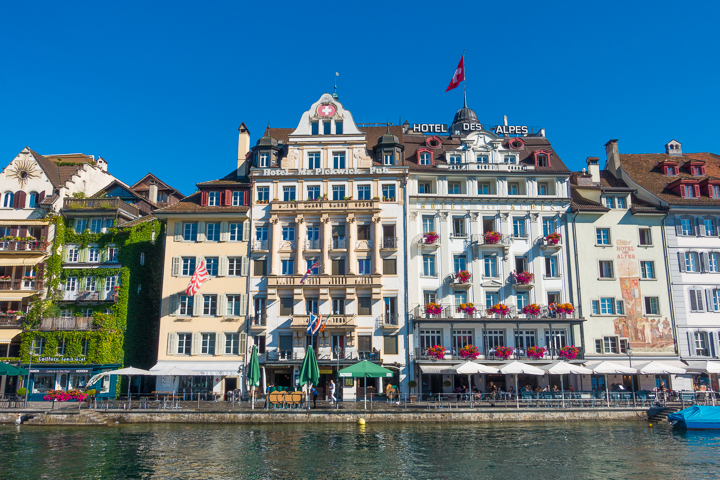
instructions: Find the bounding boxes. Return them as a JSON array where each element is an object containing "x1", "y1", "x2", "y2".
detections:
[{"x1": 668, "y1": 406, "x2": 720, "y2": 429}]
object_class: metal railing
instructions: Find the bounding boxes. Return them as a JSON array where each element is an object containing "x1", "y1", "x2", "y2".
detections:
[
  {"x1": 382, "y1": 236, "x2": 398, "y2": 249},
  {"x1": 414, "y1": 346, "x2": 585, "y2": 361},
  {"x1": 376, "y1": 314, "x2": 398, "y2": 327},
  {"x1": 0, "y1": 240, "x2": 48, "y2": 252},
  {"x1": 0, "y1": 314, "x2": 24, "y2": 326},
  {"x1": 470, "y1": 233, "x2": 513, "y2": 248},
  {"x1": 64, "y1": 197, "x2": 140, "y2": 217},
  {"x1": 0, "y1": 280, "x2": 42, "y2": 291},
  {"x1": 249, "y1": 315, "x2": 266, "y2": 327},
  {"x1": 305, "y1": 239, "x2": 321, "y2": 250},
  {"x1": 253, "y1": 240, "x2": 269, "y2": 250},
  {"x1": 330, "y1": 237, "x2": 346, "y2": 249},
  {"x1": 414, "y1": 233, "x2": 440, "y2": 247}
]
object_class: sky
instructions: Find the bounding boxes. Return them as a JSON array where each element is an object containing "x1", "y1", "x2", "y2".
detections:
[{"x1": 2, "y1": 1, "x2": 719, "y2": 195}]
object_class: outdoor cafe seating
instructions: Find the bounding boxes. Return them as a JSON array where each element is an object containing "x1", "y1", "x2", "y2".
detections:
[{"x1": 268, "y1": 389, "x2": 304, "y2": 409}]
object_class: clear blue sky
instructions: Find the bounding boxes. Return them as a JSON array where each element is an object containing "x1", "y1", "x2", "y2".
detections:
[{"x1": 2, "y1": 1, "x2": 719, "y2": 195}]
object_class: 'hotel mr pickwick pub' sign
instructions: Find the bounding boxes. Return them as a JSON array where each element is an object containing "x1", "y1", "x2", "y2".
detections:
[{"x1": 412, "y1": 123, "x2": 529, "y2": 135}]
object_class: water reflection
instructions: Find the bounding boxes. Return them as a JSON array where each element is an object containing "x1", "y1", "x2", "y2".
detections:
[{"x1": 0, "y1": 422, "x2": 718, "y2": 479}]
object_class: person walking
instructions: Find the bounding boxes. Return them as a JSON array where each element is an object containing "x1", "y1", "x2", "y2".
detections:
[
  {"x1": 311, "y1": 386, "x2": 318, "y2": 408},
  {"x1": 329, "y1": 380, "x2": 337, "y2": 405}
]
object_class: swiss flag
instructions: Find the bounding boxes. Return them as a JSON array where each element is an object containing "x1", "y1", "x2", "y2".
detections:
[{"x1": 445, "y1": 55, "x2": 465, "y2": 92}]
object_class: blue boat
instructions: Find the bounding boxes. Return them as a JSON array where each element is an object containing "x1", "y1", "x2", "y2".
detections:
[{"x1": 668, "y1": 406, "x2": 720, "y2": 429}]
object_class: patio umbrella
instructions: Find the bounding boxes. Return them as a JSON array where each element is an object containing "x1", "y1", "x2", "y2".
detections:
[
  {"x1": 542, "y1": 361, "x2": 593, "y2": 406},
  {"x1": 247, "y1": 346, "x2": 261, "y2": 410},
  {"x1": 453, "y1": 362, "x2": 499, "y2": 407},
  {"x1": 588, "y1": 361, "x2": 637, "y2": 407},
  {"x1": 338, "y1": 360, "x2": 393, "y2": 410},
  {"x1": 499, "y1": 362, "x2": 545, "y2": 408},
  {"x1": 299, "y1": 346, "x2": 320, "y2": 411},
  {"x1": 0, "y1": 363, "x2": 28, "y2": 376},
  {"x1": 684, "y1": 361, "x2": 720, "y2": 374},
  {"x1": 635, "y1": 361, "x2": 687, "y2": 375},
  {"x1": 153, "y1": 366, "x2": 197, "y2": 376},
  {"x1": 86, "y1": 367, "x2": 153, "y2": 409}
]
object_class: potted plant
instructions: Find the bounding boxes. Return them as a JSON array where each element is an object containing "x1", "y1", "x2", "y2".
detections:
[
  {"x1": 459, "y1": 345, "x2": 480, "y2": 360},
  {"x1": 512, "y1": 271, "x2": 534, "y2": 285},
  {"x1": 526, "y1": 346, "x2": 546, "y2": 359},
  {"x1": 372, "y1": 196, "x2": 380, "y2": 201},
  {"x1": 545, "y1": 232, "x2": 561, "y2": 245},
  {"x1": 443, "y1": 380, "x2": 452, "y2": 388},
  {"x1": 427, "y1": 345, "x2": 447, "y2": 360},
  {"x1": 424, "y1": 302, "x2": 442, "y2": 316},
  {"x1": 522, "y1": 303, "x2": 542, "y2": 316},
  {"x1": 455, "y1": 270, "x2": 471, "y2": 284},
  {"x1": 423, "y1": 231, "x2": 439, "y2": 244},
  {"x1": 487, "y1": 303, "x2": 509, "y2": 317},
  {"x1": 494, "y1": 346, "x2": 514, "y2": 360},
  {"x1": 558, "y1": 345, "x2": 579, "y2": 360},
  {"x1": 484, "y1": 231, "x2": 502, "y2": 244},
  {"x1": 456, "y1": 303, "x2": 476, "y2": 316},
  {"x1": 17, "y1": 387, "x2": 27, "y2": 396},
  {"x1": 556, "y1": 303, "x2": 575, "y2": 316}
]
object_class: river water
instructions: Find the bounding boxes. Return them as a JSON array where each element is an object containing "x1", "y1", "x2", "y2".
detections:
[{"x1": 0, "y1": 421, "x2": 718, "y2": 479}]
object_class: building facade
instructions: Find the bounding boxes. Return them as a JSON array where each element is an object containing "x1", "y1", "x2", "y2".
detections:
[
  {"x1": 405, "y1": 106, "x2": 582, "y2": 395},
  {"x1": 248, "y1": 94, "x2": 408, "y2": 400}
]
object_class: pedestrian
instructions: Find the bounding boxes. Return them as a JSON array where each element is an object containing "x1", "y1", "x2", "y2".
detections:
[
  {"x1": 329, "y1": 380, "x2": 337, "y2": 404},
  {"x1": 311, "y1": 386, "x2": 318, "y2": 408}
]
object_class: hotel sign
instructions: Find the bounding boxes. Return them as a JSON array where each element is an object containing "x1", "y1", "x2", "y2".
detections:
[
  {"x1": 414, "y1": 123, "x2": 529, "y2": 135},
  {"x1": 260, "y1": 167, "x2": 391, "y2": 176},
  {"x1": 412, "y1": 124, "x2": 447, "y2": 133},
  {"x1": 494, "y1": 125, "x2": 529, "y2": 135}
]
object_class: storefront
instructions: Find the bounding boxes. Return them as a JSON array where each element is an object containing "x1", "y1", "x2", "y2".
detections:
[
  {"x1": 150, "y1": 361, "x2": 243, "y2": 399},
  {"x1": 26, "y1": 364, "x2": 119, "y2": 401}
]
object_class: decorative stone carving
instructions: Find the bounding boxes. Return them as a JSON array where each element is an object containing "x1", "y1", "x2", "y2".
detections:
[
  {"x1": 530, "y1": 213, "x2": 539, "y2": 223},
  {"x1": 409, "y1": 212, "x2": 418, "y2": 220},
  {"x1": 500, "y1": 212, "x2": 510, "y2": 222},
  {"x1": 470, "y1": 212, "x2": 480, "y2": 221},
  {"x1": 439, "y1": 212, "x2": 449, "y2": 220}
]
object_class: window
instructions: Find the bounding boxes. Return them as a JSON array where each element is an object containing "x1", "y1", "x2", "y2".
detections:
[
  {"x1": 335, "y1": 121, "x2": 343, "y2": 134},
  {"x1": 256, "y1": 226, "x2": 268, "y2": 242},
  {"x1": 229, "y1": 223, "x2": 243, "y2": 241},
  {"x1": 512, "y1": 218, "x2": 525, "y2": 237},
  {"x1": 452, "y1": 330, "x2": 473, "y2": 351},
  {"x1": 508, "y1": 183, "x2": 519, "y2": 195},
  {"x1": 179, "y1": 296, "x2": 193, "y2": 316},
  {"x1": 332, "y1": 297, "x2": 345, "y2": 315},
  {"x1": 545, "y1": 330, "x2": 568, "y2": 351},
  {"x1": 694, "y1": 332, "x2": 710, "y2": 356},
  {"x1": 485, "y1": 292, "x2": 499, "y2": 308},
  {"x1": 423, "y1": 291, "x2": 436, "y2": 305},
  {"x1": 30, "y1": 338, "x2": 43, "y2": 355},
  {"x1": 712, "y1": 186, "x2": 720, "y2": 198},
  {"x1": 382, "y1": 184, "x2": 396, "y2": 200},
  {"x1": 538, "y1": 183, "x2": 549, "y2": 195},
  {"x1": 596, "y1": 228, "x2": 610, "y2": 245},
  {"x1": 107, "y1": 247, "x2": 118, "y2": 262},
  {"x1": 639, "y1": 228, "x2": 652, "y2": 246},
  {"x1": 308, "y1": 152, "x2": 321, "y2": 169},
  {"x1": 600, "y1": 298, "x2": 615, "y2": 314},
  {"x1": 357, "y1": 185, "x2": 371, "y2": 200},
  {"x1": 515, "y1": 330, "x2": 536, "y2": 349},
  {"x1": 283, "y1": 186, "x2": 296, "y2": 202},
  {"x1": 89, "y1": 219, "x2": 102, "y2": 233},
  {"x1": 86, "y1": 277, "x2": 96, "y2": 292},
  {"x1": 453, "y1": 255, "x2": 466, "y2": 272},
  {"x1": 449, "y1": 182, "x2": 461, "y2": 194},
  {"x1": 66, "y1": 277, "x2": 77, "y2": 292},
  {"x1": 203, "y1": 295, "x2": 217, "y2": 316},
  {"x1": 67, "y1": 246, "x2": 79, "y2": 263},
  {"x1": 253, "y1": 335, "x2": 266, "y2": 354},
  {"x1": 206, "y1": 223, "x2": 220, "y2": 241},
  {"x1": 258, "y1": 153, "x2": 269, "y2": 167},
  {"x1": 448, "y1": 155, "x2": 461, "y2": 166},
  {"x1": 452, "y1": 217, "x2": 466, "y2": 236},
  {"x1": 140, "y1": 252, "x2": 145, "y2": 265},
  {"x1": 182, "y1": 257, "x2": 196, "y2": 276},
  {"x1": 545, "y1": 257, "x2": 558, "y2": 277},
  {"x1": 681, "y1": 218, "x2": 693, "y2": 236},
  {"x1": 225, "y1": 295, "x2": 241, "y2": 316},
  {"x1": 420, "y1": 152, "x2": 431, "y2": 165},
  {"x1": 282, "y1": 225, "x2": 295, "y2": 241},
  {"x1": 383, "y1": 258, "x2": 397, "y2": 275},
  {"x1": 543, "y1": 218, "x2": 555, "y2": 237},
  {"x1": 201, "y1": 333, "x2": 216, "y2": 355},
  {"x1": 205, "y1": 257, "x2": 218, "y2": 276},
  {"x1": 685, "y1": 252, "x2": 699, "y2": 272},
  {"x1": 603, "y1": 197, "x2": 614, "y2": 209},
  {"x1": 516, "y1": 292, "x2": 529, "y2": 310},
  {"x1": 225, "y1": 333, "x2": 240, "y2": 355},
  {"x1": 208, "y1": 192, "x2": 220, "y2": 206},
  {"x1": 281, "y1": 259, "x2": 294, "y2": 275},
  {"x1": 692, "y1": 166, "x2": 702, "y2": 176},
  {"x1": 599, "y1": 261, "x2": 614, "y2": 279},
  {"x1": 689, "y1": 289, "x2": 705, "y2": 312},
  {"x1": 383, "y1": 153, "x2": 393, "y2": 166},
  {"x1": 333, "y1": 152, "x2": 346, "y2": 169},
  {"x1": 311, "y1": 122, "x2": 319, "y2": 135},
  {"x1": 177, "y1": 334, "x2": 192, "y2": 355},
  {"x1": 303, "y1": 185, "x2": 320, "y2": 200},
  {"x1": 331, "y1": 258, "x2": 345, "y2": 275},
  {"x1": 358, "y1": 296, "x2": 372, "y2": 316},
  {"x1": 644, "y1": 297, "x2": 660, "y2": 315},
  {"x1": 478, "y1": 183, "x2": 490, "y2": 194},
  {"x1": 709, "y1": 253, "x2": 720, "y2": 273},
  {"x1": 603, "y1": 336, "x2": 619, "y2": 354},
  {"x1": 422, "y1": 255, "x2": 436, "y2": 276},
  {"x1": 483, "y1": 256, "x2": 497, "y2": 278},
  {"x1": 420, "y1": 330, "x2": 442, "y2": 351},
  {"x1": 228, "y1": 257, "x2": 242, "y2": 276},
  {"x1": 684, "y1": 185, "x2": 695, "y2": 198},
  {"x1": 74, "y1": 219, "x2": 87, "y2": 232},
  {"x1": 324, "y1": 122, "x2": 331, "y2": 135},
  {"x1": 616, "y1": 196, "x2": 627, "y2": 208},
  {"x1": 257, "y1": 187, "x2": 270, "y2": 202},
  {"x1": 56, "y1": 338, "x2": 66, "y2": 356},
  {"x1": 484, "y1": 330, "x2": 505, "y2": 349},
  {"x1": 183, "y1": 223, "x2": 198, "y2": 241},
  {"x1": 703, "y1": 218, "x2": 716, "y2": 236},
  {"x1": 422, "y1": 216, "x2": 435, "y2": 233},
  {"x1": 280, "y1": 297, "x2": 293, "y2": 316},
  {"x1": 357, "y1": 259, "x2": 371, "y2": 275},
  {"x1": 503, "y1": 155, "x2": 516, "y2": 164},
  {"x1": 28, "y1": 192, "x2": 38, "y2": 208},
  {"x1": 711, "y1": 290, "x2": 720, "y2": 312},
  {"x1": 232, "y1": 191, "x2": 243, "y2": 206},
  {"x1": 253, "y1": 258, "x2": 267, "y2": 276},
  {"x1": 419, "y1": 182, "x2": 432, "y2": 194},
  {"x1": 332, "y1": 185, "x2": 345, "y2": 200},
  {"x1": 640, "y1": 261, "x2": 655, "y2": 279}
]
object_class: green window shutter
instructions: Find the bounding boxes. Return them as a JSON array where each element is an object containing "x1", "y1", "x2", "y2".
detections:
[
  {"x1": 79, "y1": 248, "x2": 88, "y2": 263},
  {"x1": 242, "y1": 221, "x2": 250, "y2": 241},
  {"x1": 174, "y1": 222, "x2": 183, "y2": 241},
  {"x1": 220, "y1": 222, "x2": 229, "y2": 242},
  {"x1": 197, "y1": 222, "x2": 206, "y2": 242},
  {"x1": 62, "y1": 247, "x2": 69, "y2": 262},
  {"x1": 79, "y1": 277, "x2": 87, "y2": 291},
  {"x1": 167, "y1": 333, "x2": 177, "y2": 355},
  {"x1": 169, "y1": 294, "x2": 178, "y2": 316},
  {"x1": 99, "y1": 248, "x2": 108, "y2": 263}
]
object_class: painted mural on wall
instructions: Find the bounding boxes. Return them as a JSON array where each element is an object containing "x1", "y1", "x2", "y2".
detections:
[{"x1": 613, "y1": 239, "x2": 674, "y2": 352}]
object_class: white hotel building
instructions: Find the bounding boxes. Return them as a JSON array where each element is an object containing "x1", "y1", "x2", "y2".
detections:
[{"x1": 404, "y1": 105, "x2": 583, "y2": 395}]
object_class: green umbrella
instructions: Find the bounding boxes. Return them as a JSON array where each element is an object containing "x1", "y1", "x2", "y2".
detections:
[
  {"x1": 0, "y1": 363, "x2": 28, "y2": 376},
  {"x1": 299, "y1": 346, "x2": 320, "y2": 410},
  {"x1": 338, "y1": 361, "x2": 393, "y2": 410},
  {"x1": 247, "y1": 345, "x2": 261, "y2": 409}
]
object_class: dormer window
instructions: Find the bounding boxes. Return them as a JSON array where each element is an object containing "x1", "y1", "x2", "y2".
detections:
[
  {"x1": 686, "y1": 161, "x2": 706, "y2": 176},
  {"x1": 383, "y1": 153, "x2": 394, "y2": 166},
  {"x1": 658, "y1": 161, "x2": 679, "y2": 176},
  {"x1": 617, "y1": 196, "x2": 627, "y2": 208},
  {"x1": 536, "y1": 154, "x2": 548, "y2": 167},
  {"x1": 503, "y1": 155, "x2": 516, "y2": 164},
  {"x1": 323, "y1": 121, "x2": 331, "y2": 135},
  {"x1": 448, "y1": 155, "x2": 462, "y2": 167},
  {"x1": 311, "y1": 122, "x2": 319, "y2": 135},
  {"x1": 603, "y1": 197, "x2": 614, "y2": 209},
  {"x1": 712, "y1": 186, "x2": 720, "y2": 198},
  {"x1": 531, "y1": 150, "x2": 552, "y2": 167},
  {"x1": 684, "y1": 185, "x2": 695, "y2": 198},
  {"x1": 508, "y1": 138, "x2": 525, "y2": 150},
  {"x1": 208, "y1": 192, "x2": 220, "y2": 206},
  {"x1": 419, "y1": 152, "x2": 431, "y2": 165},
  {"x1": 692, "y1": 166, "x2": 703, "y2": 176},
  {"x1": 259, "y1": 153, "x2": 269, "y2": 168},
  {"x1": 335, "y1": 121, "x2": 343, "y2": 135}
]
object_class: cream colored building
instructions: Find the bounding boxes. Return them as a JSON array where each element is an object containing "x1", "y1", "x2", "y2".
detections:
[{"x1": 153, "y1": 135, "x2": 252, "y2": 398}]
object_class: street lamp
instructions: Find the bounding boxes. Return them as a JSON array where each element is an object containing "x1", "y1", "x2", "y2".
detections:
[
  {"x1": 333, "y1": 345, "x2": 340, "y2": 410},
  {"x1": 627, "y1": 347, "x2": 633, "y2": 368}
]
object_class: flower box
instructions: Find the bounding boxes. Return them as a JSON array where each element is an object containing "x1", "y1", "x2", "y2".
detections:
[
  {"x1": 455, "y1": 270, "x2": 471, "y2": 284},
  {"x1": 545, "y1": 233, "x2": 561, "y2": 245},
  {"x1": 43, "y1": 389, "x2": 87, "y2": 402},
  {"x1": 423, "y1": 231, "x2": 439, "y2": 245},
  {"x1": 484, "y1": 231, "x2": 502, "y2": 244},
  {"x1": 527, "y1": 346, "x2": 546, "y2": 359},
  {"x1": 456, "y1": 303, "x2": 476, "y2": 316},
  {"x1": 487, "y1": 303, "x2": 509, "y2": 316},
  {"x1": 558, "y1": 346, "x2": 579, "y2": 360},
  {"x1": 513, "y1": 271, "x2": 534, "y2": 285},
  {"x1": 555, "y1": 303, "x2": 575, "y2": 315},
  {"x1": 522, "y1": 303, "x2": 542, "y2": 316},
  {"x1": 459, "y1": 345, "x2": 480, "y2": 360},
  {"x1": 425, "y1": 303, "x2": 442, "y2": 316},
  {"x1": 427, "y1": 345, "x2": 446, "y2": 359},
  {"x1": 494, "y1": 346, "x2": 513, "y2": 360}
]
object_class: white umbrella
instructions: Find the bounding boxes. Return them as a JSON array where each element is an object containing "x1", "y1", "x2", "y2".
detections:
[
  {"x1": 86, "y1": 367, "x2": 153, "y2": 408},
  {"x1": 542, "y1": 362, "x2": 593, "y2": 406},
  {"x1": 588, "y1": 361, "x2": 637, "y2": 406},
  {"x1": 153, "y1": 366, "x2": 197, "y2": 376},
  {"x1": 635, "y1": 361, "x2": 687, "y2": 375},
  {"x1": 453, "y1": 362, "x2": 499, "y2": 407},
  {"x1": 499, "y1": 362, "x2": 545, "y2": 408},
  {"x1": 685, "y1": 361, "x2": 720, "y2": 374}
]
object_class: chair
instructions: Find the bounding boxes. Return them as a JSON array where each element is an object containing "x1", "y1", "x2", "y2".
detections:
[
  {"x1": 291, "y1": 391, "x2": 303, "y2": 408},
  {"x1": 276, "y1": 391, "x2": 287, "y2": 408},
  {"x1": 268, "y1": 391, "x2": 279, "y2": 409}
]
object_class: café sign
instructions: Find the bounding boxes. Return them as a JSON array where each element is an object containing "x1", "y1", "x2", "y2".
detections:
[{"x1": 261, "y1": 167, "x2": 391, "y2": 176}]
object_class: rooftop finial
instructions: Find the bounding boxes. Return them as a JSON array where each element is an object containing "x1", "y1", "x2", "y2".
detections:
[{"x1": 333, "y1": 72, "x2": 339, "y2": 100}]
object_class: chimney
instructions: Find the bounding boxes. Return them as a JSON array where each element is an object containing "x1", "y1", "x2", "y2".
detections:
[
  {"x1": 148, "y1": 179, "x2": 158, "y2": 204},
  {"x1": 604, "y1": 139, "x2": 621, "y2": 177},
  {"x1": 586, "y1": 157, "x2": 600, "y2": 184},
  {"x1": 237, "y1": 122, "x2": 251, "y2": 177}
]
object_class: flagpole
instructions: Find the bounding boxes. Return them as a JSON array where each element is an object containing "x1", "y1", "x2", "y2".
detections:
[{"x1": 463, "y1": 50, "x2": 467, "y2": 108}]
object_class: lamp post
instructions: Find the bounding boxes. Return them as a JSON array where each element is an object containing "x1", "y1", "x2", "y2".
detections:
[
  {"x1": 333, "y1": 345, "x2": 340, "y2": 410},
  {"x1": 627, "y1": 347, "x2": 633, "y2": 368},
  {"x1": 627, "y1": 347, "x2": 636, "y2": 407}
]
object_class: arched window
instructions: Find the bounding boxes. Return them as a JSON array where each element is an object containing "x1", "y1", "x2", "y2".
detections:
[
  {"x1": 28, "y1": 192, "x2": 38, "y2": 208},
  {"x1": 3, "y1": 192, "x2": 13, "y2": 208}
]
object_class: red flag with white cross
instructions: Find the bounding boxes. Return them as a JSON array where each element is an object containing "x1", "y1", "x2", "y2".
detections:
[{"x1": 445, "y1": 55, "x2": 465, "y2": 92}]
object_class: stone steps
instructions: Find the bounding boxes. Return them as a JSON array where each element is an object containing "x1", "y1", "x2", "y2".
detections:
[{"x1": 647, "y1": 406, "x2": 682, "y2": 423}]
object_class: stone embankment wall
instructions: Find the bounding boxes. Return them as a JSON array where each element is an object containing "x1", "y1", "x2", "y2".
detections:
[{"x1": 0, "y1": 408, "x2": 647, "y2": 426}]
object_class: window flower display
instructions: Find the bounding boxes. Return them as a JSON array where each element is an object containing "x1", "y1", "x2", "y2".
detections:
[
  {"x1": 427, "y1": 345, "x2": 447, "y2": 359},
  {"x1": 423, "y1": 231, "x2": 439, "y2": 244},
  {"x1": 425, "y1": 302, "x2": 442, "y2": 316},
  {"x1": 522, "y1": 303, "x2": 542, "y2": 316},
  {"x1": 556, "y1": 303, "x2": 575, "y2": 315},
  {"x1": 487, "y1": 303, "x2": 510, "y2": 316},
  {"x1": 456, "y1": 303, "x2": 476, "y2": 315},
  {"x1": 545, "y1": 232, "x2": 561, "y2": 245},
  {"x1": 512, "y1": 271, "x2": 534, "y2": 285},
  {"x1": 558, "y1": 345, "x2": 580, "y2": 360},
  {"x1": 459, "y1": 345, "x2": 480, "y2": 360},
  {"x1": 455, "y1": 270, "x2": 471, "y2": 284},
  {"x1": 484, "y1": 231, "x2": 502, "y2": 244},
  {"x1": 494, "y1": 346, "x2": 513, "y2": 359},
  {"x1": 527, "y1": 346, "x2": 546, "y2": 359}
]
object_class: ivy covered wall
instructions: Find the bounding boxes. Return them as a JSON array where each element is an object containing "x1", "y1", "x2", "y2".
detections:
[{"x1": 21, "y1": 216, "x2": 164, "y2": 368}]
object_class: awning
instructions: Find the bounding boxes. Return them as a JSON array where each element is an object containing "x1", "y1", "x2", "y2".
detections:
[
  {"x1": 0, "y1": 220, "x2": 48, "y2": 226},
  {"x1": 585, "y1": 359, "x2": 689, "y2": 370},
  {"x1": 0, "y1": 292, "x2": 38, "y2": 300},
  {"x1": 150, "y1": 361, "x2": 243, "y2": 376},
  {"x1": 0, "y1": 258, "x2": 44, "y2": 266},
  {"x1": 419, "y1": 364, "x2": 456, "y2": 374},
  {"x1": 0, "y1": 329, "x2": 22, "y2": 344}
]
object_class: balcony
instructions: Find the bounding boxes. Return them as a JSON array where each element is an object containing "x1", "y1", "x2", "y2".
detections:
[
  {"x1": 435, "y1": 162, "x2": 533, "y2": 172},
  {"x1": 268, "y1": 274, "x2": 382, "y2": 288},
  {"x1": 330, "y1": 237, "x2": 346, "y2": 250},
  {"x1": 511, "y1": 272, "x2": 535, "y2": 290},
  {"x1": 63, "y1": 290, "x2": 117, "y2": 302},
  {"x1": 264, "y1": 348, "x2": 382, "y2": 364},
  {"x1": 0, "y1": 314, "x2": 24, "y2": 326},
  {"x1": 64, "y1": 198, "x2": 140, "y2": 217},
  {"x1": 381, "y1": 236, "x2": 398, "y2": 250},
  {"x1": 249, "y1": 314, "x2": 267, "y2": 328},
  {"x1": 471, "y1": 233, "x2": 513, "y2": 253},
  {"x1": 376, "y1": 314, "x2": 399, "y2": 330},
  {"x1": 36, "y1": 316, "x2": 98, "y2": 331},
  {"x1": 0, "y1": 279, "x2": 43, "y2": 292},
  {"x1": 253, "y1": 240, "x2": 269, "y2": 251},
  {"x1": 0, "y1": 240, "x2": 50, "y2": 254},
  {"x1": 412, "y1": 304, "x2": 581, "y2": 321},
  {"x1": 305, "y1": 239, "x2": 321, "y2": 250},
  {"x1": 291, "y1": 314, "x2": 356, "y2": 329},
  {"x1": 539, "y1": 234, "x2": 563, "y2": 251},
  {"x1": 269, "y1": 199, "x2": 381, "y2": 213},
  {"x1": 414, "y1": 346, "x2": 585, "y2": 362},
  {"x1": 449, "y1": 272, "x2": 472, "y2": 289},
  {"x1": 414, "y1": 232, "x2": 440, "y2": 250}
]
